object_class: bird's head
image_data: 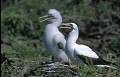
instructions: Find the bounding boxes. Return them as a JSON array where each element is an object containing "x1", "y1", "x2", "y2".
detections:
[{"x1": 39, "y1": 9, "x2": 62, "y2": 23}]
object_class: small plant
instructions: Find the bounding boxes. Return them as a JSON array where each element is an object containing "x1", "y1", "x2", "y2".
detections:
[{"x1": 109, "y1": 38, "x2": 120, "y2": 56}]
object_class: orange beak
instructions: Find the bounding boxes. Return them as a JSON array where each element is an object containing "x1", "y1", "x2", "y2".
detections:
[{"x1": 60, "y1": 23, "x2": 71, "y2": 29}]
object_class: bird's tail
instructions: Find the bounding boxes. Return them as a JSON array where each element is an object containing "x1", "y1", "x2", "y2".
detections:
[
  {"x1": 95, "y1": 58, "x2": 117, "y2": 69},
  {"x1": 94, "y1": 65, "x2": 117, "y2": 69}
]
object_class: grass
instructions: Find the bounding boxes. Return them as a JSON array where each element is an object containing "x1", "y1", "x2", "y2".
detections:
[
  {"x1": 1, "y1": 36, "x2": 51, "y2": 77},
  {"x1": 1, "y1": 37, "x2": 120, "y2": 77}
]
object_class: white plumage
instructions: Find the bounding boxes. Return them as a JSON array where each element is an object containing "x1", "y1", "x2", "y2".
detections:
[
  {"x1": 74, "y1": 45, "x2": 99, "y2": 58},
  {"x1": 60, "y1": 23, "x2": 115, "y2": 68},
  {"x1": 41, "y1": 9, "x2": 69, "y2": 62}
]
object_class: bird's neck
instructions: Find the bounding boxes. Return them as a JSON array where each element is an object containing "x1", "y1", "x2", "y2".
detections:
[
  {"x1": 67, "y1": 29, "x2": 79, "y2": 44},
  {"x1": 46, "y1": 22, "x2": 60, "y2": 32},
  {"x1": 51, "y1": 18, "x2": 62, "y2": 27}
]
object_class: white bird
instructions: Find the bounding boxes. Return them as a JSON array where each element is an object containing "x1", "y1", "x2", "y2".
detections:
[
  {"x1": 60, "y1": 23, "x2": 115, "y2": 68},
  {"x1": 39, "y1": 9, "x2": 69, "y2": 63}
]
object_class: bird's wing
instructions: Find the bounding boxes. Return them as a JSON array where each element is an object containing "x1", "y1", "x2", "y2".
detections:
[
  {"x1": 74, "y1": 45, "x2": 111, "y2": 65},
  {"x1": 74, "y1": 45, "x2": 99, "y2": 58},
  {"x1": 53, "y1": 33, "x2": 66, "y2": 50}
]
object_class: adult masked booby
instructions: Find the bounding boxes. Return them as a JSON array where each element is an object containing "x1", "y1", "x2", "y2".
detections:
[{"x1": 60, "y1": 23, "x2": 115, "y2": 68}]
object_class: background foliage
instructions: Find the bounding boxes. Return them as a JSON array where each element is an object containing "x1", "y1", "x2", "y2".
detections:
[{"x1": 1, "y1": 0, "x2": 120, "y2": 77}]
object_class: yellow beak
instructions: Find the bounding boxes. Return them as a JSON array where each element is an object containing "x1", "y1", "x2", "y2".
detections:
[{"x1": 39, "y1": 14, "x2": 51, "y2": 22}]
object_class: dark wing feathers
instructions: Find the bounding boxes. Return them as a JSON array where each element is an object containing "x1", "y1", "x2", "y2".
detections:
[
  {"x1": 76, "y1": 54, "x2": 113, "y2": 65},
  {"x1": 57, "y1": 42, "x2": 64, "y2": 49}
]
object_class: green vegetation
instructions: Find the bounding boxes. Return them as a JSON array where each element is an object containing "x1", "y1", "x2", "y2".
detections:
[{"x1": 1, "y1": 0, "x2": 120, "y2": 77}]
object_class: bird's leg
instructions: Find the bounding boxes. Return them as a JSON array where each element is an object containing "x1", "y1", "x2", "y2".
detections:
[
  {"x1": 51, "y1": 56, "x2": 54, "y2": 62},
  {"x1": 67, "y1": 59, "x2": 77, "y2": 68},
  {"x1": 67, "y1": 59, "x2": 72, "y2": 67},
  {"x1": 52, "y1": 56, "x2": 58, "y2": 62},
  {"x1": 68, "y1": 59, "x2": 72, "y2": 66}
]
